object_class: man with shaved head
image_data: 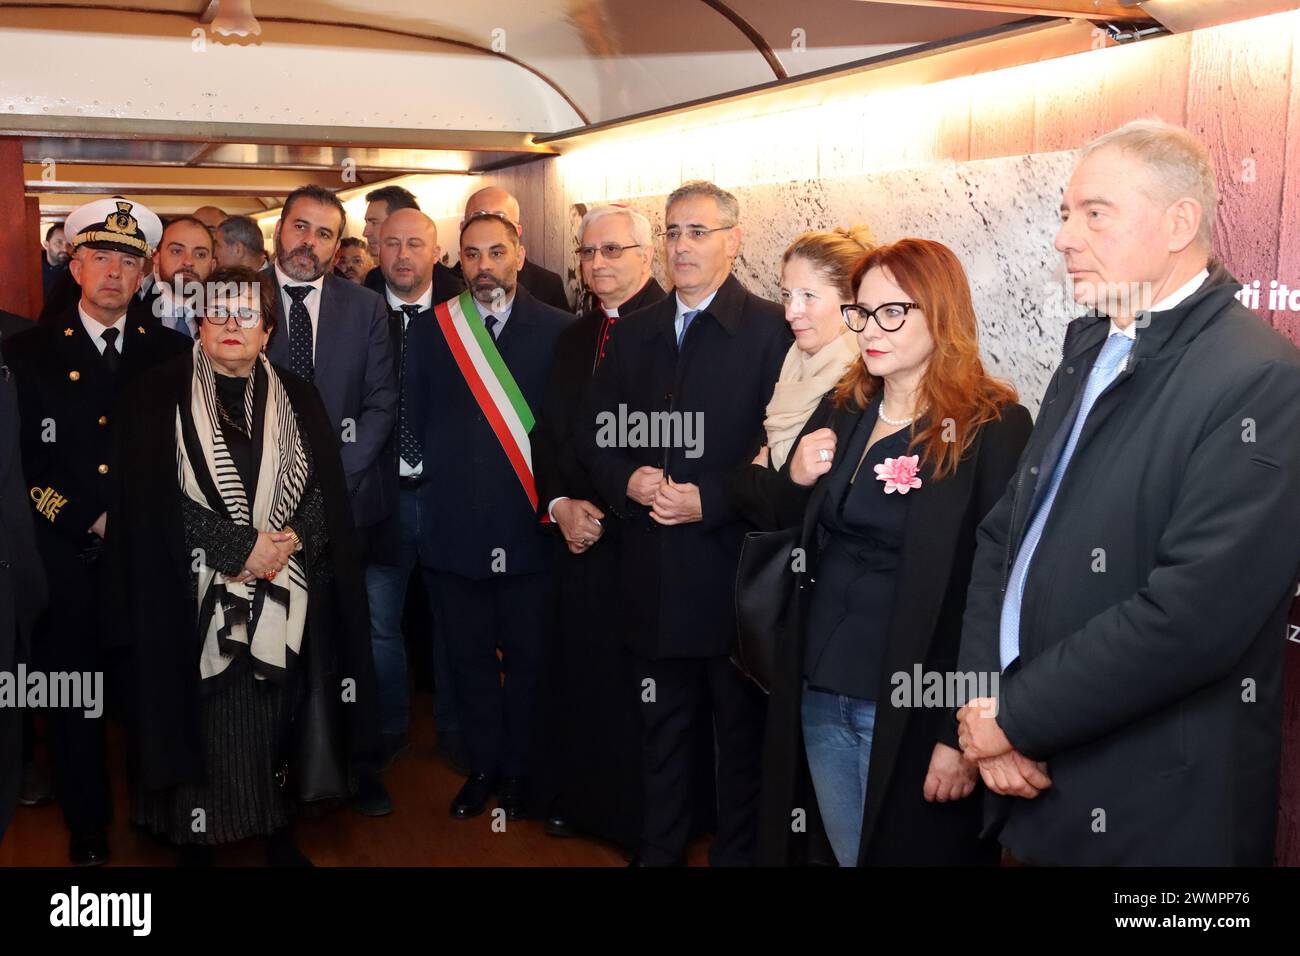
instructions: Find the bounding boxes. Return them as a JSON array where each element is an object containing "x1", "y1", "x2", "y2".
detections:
[
  {"x1": 453, "y1": 186, "x2": 571, "y2": 312},
  {"x1": 367, "y1": 209, "x2": 465, "y2": 771},
  {"x1": 191, "y1": 205, "x2": 227, "y2": 239}
]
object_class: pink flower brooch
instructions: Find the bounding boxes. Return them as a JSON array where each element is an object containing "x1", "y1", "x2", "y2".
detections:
[{"x1": 874, "y1": 454, "x2": 922, "y2": 494}]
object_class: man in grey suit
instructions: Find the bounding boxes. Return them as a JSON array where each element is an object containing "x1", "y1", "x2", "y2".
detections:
[{"x1": 263, "y1": 184, "x2": 397, "y2": 816}]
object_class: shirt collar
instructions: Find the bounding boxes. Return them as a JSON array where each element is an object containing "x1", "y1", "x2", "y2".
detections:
[
  {"x1": 1110, "y1": 268, "x2": 1209, "y2": 339},
  {"x1": 386, "y1": 283, "x2": 434, "y2": 315},
  {"x1": 273, "y1": 261, "x2": 325, "y2": 297},
  {"x1": 675, "y1": 288, "x2": 718, "y2": 323},
  {"x1": 78, "y1": 304, "x2": 127, "y2": 344},
  {"x1": 479, "y1": 291, "x2": 515, "y2": 322}
]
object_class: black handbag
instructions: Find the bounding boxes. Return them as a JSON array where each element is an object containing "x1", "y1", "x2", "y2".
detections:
[
  {"x1": 733, "y1": 526, "x2": 802, "y2": 694},
  {"x1": 291, "y1": 624, "x2": 351, "y2": 804}
]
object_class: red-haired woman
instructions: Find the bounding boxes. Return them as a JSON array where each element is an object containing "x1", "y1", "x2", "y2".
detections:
[{"x1": 754, "y1": 238, "x2": 1032, "y2": 866}]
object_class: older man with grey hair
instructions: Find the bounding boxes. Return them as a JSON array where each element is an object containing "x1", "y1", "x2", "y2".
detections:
[
  {"x1": 531, "y1": 204, "x2": 666, "y2": 846},
  {"x1": 955, "y1": 119, "x2": 1300, "y2": 865},
  {"x1": 214, "y1": 215, "x2": 268, "y2": 271}
]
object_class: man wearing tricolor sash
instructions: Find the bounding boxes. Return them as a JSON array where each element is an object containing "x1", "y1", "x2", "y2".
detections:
[{"x1": 405, "y1": 212, "x2": 572, "y2": 821}]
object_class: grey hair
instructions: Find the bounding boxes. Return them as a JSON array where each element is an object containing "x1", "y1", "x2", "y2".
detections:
[
  {"x1": 578, "y1": 205, "x2": 653, "y2": 251},
  {"x1": 666, "y1": 180, "x2": 739, "y2": 227},
  {"x1": 217, "y1": 215, "x2": 267, "y2": 257},
  {"x1": 1080, "y1": 119, "x2": 1218, "y2": 247}
]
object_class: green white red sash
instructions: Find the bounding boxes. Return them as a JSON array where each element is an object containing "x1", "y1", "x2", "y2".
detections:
[{"x1": 433, "y1": 291, "x2": 547, "y2": 520}]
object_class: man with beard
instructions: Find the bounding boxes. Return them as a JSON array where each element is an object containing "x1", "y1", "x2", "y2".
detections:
[
  {"x1": 335, "y1": 237, "x2": 373, "y2": 284},
  {"x1": 263, "y1": 184, "x2": 396, "y2": 816},
  {"x1": 148, "y1": 216, "x2": 215, "y2": 337},
  {"x1": 406, "y1": 212, "x2": 571, "y2": 820},
  {"x1": 2, "y1": 197, "x2": 190, "y2": 865},
  {"x1": 41, "y1": 223, "x2": 70, "y2": 300},
  {"x1": 452, "y1": 187, "x2": 571, "y2": 312},
  {"x1": 366, "y1": 209, "x2": 465, "y2": 772}
]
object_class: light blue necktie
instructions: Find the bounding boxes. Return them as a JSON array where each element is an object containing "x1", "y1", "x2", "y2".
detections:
[
  {"x1": 171, "y1": 311, "x2": 193, "y2": 338},
  {"x1": 677, "y1": 309, "x2": 699, "y2": 348},
  {"x1": 999, "y1": 331, "x2": 1135, "y2": 670}
]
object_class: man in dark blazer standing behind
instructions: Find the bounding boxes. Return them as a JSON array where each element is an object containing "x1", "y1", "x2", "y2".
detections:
[
  {"x1": 956, "y1": 120, "x2": 1300, "y2": 865},
  {"x1": 263, "y1": 184, "x2": 396, "y2": 815},
  {"x1": 577, "y1": 181, "x2": 790, "y2": 866},
  {"x1": 406, "y1": 212, "x2": 571, "y2": 821},
  {"x1": 452, "y1": 186, "x2": 571, "y2": 312}
]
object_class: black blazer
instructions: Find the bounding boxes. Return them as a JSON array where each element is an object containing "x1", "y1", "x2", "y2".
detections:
[
  {"x1": 105, "y1": 352, "x2": 381, "y2": 791},
  {"x1": 575, "y1": 272, "x2": 790, "y2": 659},
  {"x1": 755, "y1": 395, "x2": 1032, "y2": 866},
  {"x1": 264, "y1": 270, "x2": 397, "y2": 530},
  {"x1": 2, "y1": 307, "x2": 191, "y2": 555},
  {"x1": 453, "y1": 258, "x2": 571, "y2": 313},
  {"x1": 534, "y1": 277, "x2": 666, "y2": 511},
  {"x1": 0, "y1": 371, "x2": 48, "y2": 843},
  {"x1": 405, "y1": 284, "x2": 572, "y2": 579},
  {"x1": 0, "y1": 309, "x2": 33, "y2": 344}
]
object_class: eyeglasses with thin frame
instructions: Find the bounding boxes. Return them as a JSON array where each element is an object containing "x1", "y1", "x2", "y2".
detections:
[
  {"x1": 577, "y1": 242, "x2": 642, "y2": 261},
  {"x1": 202, "y1": 306, "x2": 263, "y2": 330},
  {"x1": 657, "y1": 225, "x2": 732, "y2": 245},
  {"x1": 841, "y1": 301, "x2": 917, "y2": 333}
]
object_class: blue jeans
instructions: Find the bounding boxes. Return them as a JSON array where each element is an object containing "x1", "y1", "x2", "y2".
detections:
[
  {"x1": 801, "y1": 684, "x2": 876, "y2": 867},
  {"x1": 364, "y1": 487, "x2": 460, "y2": 742}
]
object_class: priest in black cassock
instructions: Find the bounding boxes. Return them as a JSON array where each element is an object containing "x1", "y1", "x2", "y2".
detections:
[{"x1": 532, "y1": 205, "x2": 664, "y2": 850}]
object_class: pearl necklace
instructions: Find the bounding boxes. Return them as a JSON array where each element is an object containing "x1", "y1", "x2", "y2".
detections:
[{"x1": 878, "y1": 405, "x2": 918, "y2": 427}]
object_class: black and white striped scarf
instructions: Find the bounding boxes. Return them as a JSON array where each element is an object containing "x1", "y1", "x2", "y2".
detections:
[{"x1": 177, "y1": 344, "x2": 310, "y2": 681}]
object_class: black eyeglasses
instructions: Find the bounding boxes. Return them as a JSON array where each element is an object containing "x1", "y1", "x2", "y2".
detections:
[
  {"x1": 202, "y1": 307, "x2": 263, "y2": 330},
  {"x1": 841, "y1": 301, "x2": 917, "y2": 333},
  {"x1": 577, "y1": 242, "x2": 642, "y2": 261},
  {"x1": 657, "y1": 225, "x2": 732, "y2": 244}
]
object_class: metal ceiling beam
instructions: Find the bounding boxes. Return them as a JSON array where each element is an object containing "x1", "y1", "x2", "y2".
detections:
[{"x1": 852, "y1": 0, "x2": 1142, "y2": 16}]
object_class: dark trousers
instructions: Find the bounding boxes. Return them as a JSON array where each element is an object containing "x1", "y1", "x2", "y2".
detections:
[
  {"x1": 36, "y1": 552, "x2": 111, "y2": 837},
  {"x1": 635, "y1": 654, "x2": 766, "y2": 866},
  {"x1": 425, "y1": 569, "x2": 551, "y2": 778}
]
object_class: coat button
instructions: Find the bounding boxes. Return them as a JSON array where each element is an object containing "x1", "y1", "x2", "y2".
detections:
[
  {"x1": 1029, "y1": 466, "x2": 1039, "y2": 476},
  {"x1": 97, "y1": 464, "x2": 109, "y2": 474},
  {"x1": 98, "y1": 415, "x2": 108, "y2": 426},
  {"x1": 1065, "y1": 366, "x2": 1074, "y2": 374},
  {"x1": 69, "y1": 370, "x2": 80, "y2": 381}
]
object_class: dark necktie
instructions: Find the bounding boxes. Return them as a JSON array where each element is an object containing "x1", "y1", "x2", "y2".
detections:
[
  {"x1": 483, "y1": 313, "x2": 500, "y2": 341},
  {"x1": 285, "y1": 285, "x2": 314, "y2": 381},
  {"x1": 398, "y1": 304, "x2": 423, "y2": 469},
  {"x1": 100, "y1": 327, "x2": 120, "y2": 375}
]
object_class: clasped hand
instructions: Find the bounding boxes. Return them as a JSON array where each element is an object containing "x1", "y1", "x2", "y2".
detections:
[
  {"x1": 955, "y1": 697, "x2": 1053, "y2": 799},
  {"x1": 227, "y1": 530, "x2": 297, "y2": 585},
  {"x1": 626, "y1": 466, "x2": 703, "y2": 526}
]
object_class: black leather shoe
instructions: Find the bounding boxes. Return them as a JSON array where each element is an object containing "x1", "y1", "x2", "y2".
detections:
[
  {"x1": 450, "y1": 772, "x2": 495, "y2": 819},
  {"x1": 544, "y1": 815, "x2": 576, "y2": 838},
  {"x1": 69, "y1": 831, "x2": 110, "y2": 867},
  {"x1": 351, "y1": 772, "x2": 393, "y2": 817},
  {"x1": 497, "y1": 777, "x2": 529, "y2": 821}
]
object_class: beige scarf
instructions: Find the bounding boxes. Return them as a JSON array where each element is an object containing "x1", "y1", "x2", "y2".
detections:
[{"x1": 764, "y1": 332, "x2": 860, "y2": 470}]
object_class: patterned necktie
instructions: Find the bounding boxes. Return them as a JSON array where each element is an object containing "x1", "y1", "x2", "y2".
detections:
[
  {"x1": 678, "y1": 309, "x2": 699, "y2": 348},
  {"x1": 999, "y1": 331, "x2": 1135, "y2": 670},
  {"x1": 285, "y1": 285, "x2": 314, "y2": 381},
  {"x1": 398, "y1": 304, "x2": 423, "y2": 469},
  {"x1": 100, "y1": 327, "x2": 120, "y2": 375}
]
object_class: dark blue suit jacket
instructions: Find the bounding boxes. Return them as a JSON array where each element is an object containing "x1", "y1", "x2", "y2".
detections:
[
  {"x1": 406, "y1": 284, "x2": 572, "y2": 579},
  {"x1": 264, "y1": 270, "x2": 396, "y2": 529}
]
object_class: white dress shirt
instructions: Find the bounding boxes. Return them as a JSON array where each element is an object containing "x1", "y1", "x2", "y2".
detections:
[
  {"x1": 480, "y1": 290, "x2": 515, "y2": 339},
  {"x1": 1111, "y1": 268, "x2": 1209, "y2": 340},
  {"x1": 674, "y1": 288, "x2": 719, "y2": 342},
  {"x1": 78, "y1": 306, "x2": 126, "y2": 355},
  {"x1": 274, "y1": 262, "x2": 325, "y2": 362},
  {"x1": 386, "y1": 284, "x2": 435, "y2": 478}
]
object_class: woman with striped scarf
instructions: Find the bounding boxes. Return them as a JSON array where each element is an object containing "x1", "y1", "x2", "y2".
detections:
[{"x1": 107, "y1": 266, "x2": 380, "y2": 866}]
